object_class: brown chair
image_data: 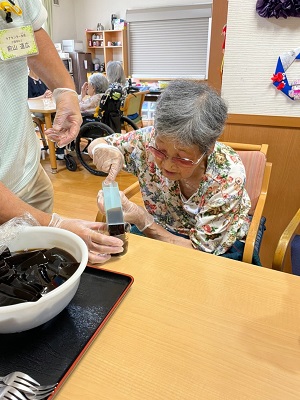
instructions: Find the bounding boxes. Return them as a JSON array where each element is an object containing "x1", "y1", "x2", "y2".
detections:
[
  {"x1": 121, "y1": 90, "x2": 150, "y2": 131},
  {"x1": 96, "y1": 142, "x2": 272, "y2": 264},
  {"x1": 272, "y1": 208, "x2": 300, "y2": 273},
  {"x1": 32, "y1": 116, "x2": 48, "y2": 158}
]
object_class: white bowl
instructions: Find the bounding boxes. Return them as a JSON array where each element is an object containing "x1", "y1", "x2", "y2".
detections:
[{"x1": 0, "y1": 226, "x2": 88, "y2": 334}]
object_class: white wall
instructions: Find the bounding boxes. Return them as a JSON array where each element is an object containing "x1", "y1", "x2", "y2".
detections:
[
  {"x1": 52, "y1": 0, "x2": 77, "y2": 43},
  {"x1": 52, "y1": 0, "x2": 203, "y2": 44},
  {"x1": 222, "y1": 0, "x2": 300, "y2": 117},
  {"x1": 73, "y1": 0, "x2": 204, "y2": 44}
]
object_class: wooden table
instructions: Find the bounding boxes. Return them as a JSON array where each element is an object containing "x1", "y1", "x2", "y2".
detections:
[
  {"x1": 28, "y1": 98, "x2": 57, "y2": 173},
  {"x1": 53, "y1": 234, "x2": 300, "y2": 400}
]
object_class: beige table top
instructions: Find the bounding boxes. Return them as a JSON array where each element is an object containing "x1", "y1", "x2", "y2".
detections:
[
  {"x1": 53, "y1": 234, "x2": 300, "y2": 400},
  {"x1": 28, "y1": 98, "x2": 56, "y2": 114}
]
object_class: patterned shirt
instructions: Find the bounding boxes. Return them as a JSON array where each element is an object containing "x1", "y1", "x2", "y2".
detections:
[
  {"x1": 105, "y1": 127, "x2": 251, "y2": 255},
  {"x1": 78, "y1": 93, "x2": 103, "y2": 115}
]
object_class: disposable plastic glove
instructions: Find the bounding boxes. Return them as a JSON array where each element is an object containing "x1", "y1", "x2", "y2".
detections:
[
  {"x1": 45, "y1": 88, "x2": 82, "y2": 147},
  {"x1": 90, "y1": 143, "x2": 124, "y2": 184},
  {"x1": 97, "y1": 190, "x2": 154, "y2": 232},
  {"x1": 48, "y1": 213, "x2": 124, "y2": 264}
]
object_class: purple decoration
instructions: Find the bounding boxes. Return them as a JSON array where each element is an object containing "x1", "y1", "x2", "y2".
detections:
[{"x1": 256, "y1": 0, "x2": 300, "y2": 18}]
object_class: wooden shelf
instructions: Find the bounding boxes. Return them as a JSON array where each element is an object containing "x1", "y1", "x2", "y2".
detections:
[{"x1": 85, "y1": 30, "x2": 128, "y2": 76}]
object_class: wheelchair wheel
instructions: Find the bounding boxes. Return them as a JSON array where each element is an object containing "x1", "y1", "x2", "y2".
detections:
[
  {"x1": 121, "y1": 116, "x2": 139, "y2": 132},
  {"x1": 65, "y1": 154, "x2": 77, "y2": 172},
  {"x1": 75, "y1": 121, "x2": 114, "y2": 176}
]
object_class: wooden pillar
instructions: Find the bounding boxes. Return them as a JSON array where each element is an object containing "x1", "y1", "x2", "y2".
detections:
[{"x1": 207, "y1": 0, "x2": 228, "y2": 91}]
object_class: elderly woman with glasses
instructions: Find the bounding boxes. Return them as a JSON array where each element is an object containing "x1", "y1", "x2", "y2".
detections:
[{"x1": 89, "y1": 80, "x2": 251, "y2": 258}]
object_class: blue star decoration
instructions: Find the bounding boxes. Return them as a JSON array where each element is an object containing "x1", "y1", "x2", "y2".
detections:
[{"x1": 271, "y1": 49, "x2": 300, "y2": 101}]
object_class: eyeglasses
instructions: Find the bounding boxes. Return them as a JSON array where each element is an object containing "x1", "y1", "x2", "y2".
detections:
[{"x1": 147, "y1": 145, "x2": 206, "y2": 167}]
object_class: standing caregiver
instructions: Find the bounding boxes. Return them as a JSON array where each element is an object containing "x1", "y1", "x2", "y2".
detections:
[{"x1": 0, "y1": 0, "x2": 123, "y2": 263}]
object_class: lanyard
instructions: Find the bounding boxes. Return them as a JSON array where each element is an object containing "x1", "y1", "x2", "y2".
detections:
[{"x1": 0, "y1": 0, "x2": 22, "y2": 23}]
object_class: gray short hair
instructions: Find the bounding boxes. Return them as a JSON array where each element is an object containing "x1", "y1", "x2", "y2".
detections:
[
  {"x1": 88, "y1": 73, "x2": 109, "y2": 94},
  {"x1": 154, "y1": 80, "x2": 228, "y2": 153},
  {"x1": 106, "y1": 61, "x2": 126, "y2": 85}
]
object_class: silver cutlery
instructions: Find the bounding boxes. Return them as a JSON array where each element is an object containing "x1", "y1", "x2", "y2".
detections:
[
  {"x1": 0, "y1": 385, "x2": 27, "y2": 400},
  {"x1": 0, "y1": 372, "x2": 57, "y2": 398},
  {"x1": 0, "y1": 373, "x2": 39, "y2": 390}
]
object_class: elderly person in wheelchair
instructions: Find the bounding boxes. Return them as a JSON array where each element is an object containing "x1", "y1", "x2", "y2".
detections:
[
  {"x1": 79, "y1": 73, "x2": 109, "y2": 116},
  {"x1": 88, "y1": 80, "x2": 260, "y2": 263},
  {"x1": 106, "y1": 61, "x2": 126, "y2": 87}
]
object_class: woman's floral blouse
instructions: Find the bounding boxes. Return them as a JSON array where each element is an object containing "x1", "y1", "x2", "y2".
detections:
[
  {"x1": 78, "y1": 93, "x2": 103, "y2": 115},
  {"x1": 104, "y1": 126, "x2": 251, "y2": 255}
]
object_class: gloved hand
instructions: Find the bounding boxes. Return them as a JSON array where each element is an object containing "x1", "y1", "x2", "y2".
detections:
[
  {"x1": 45, "y1": 88, "x2": 82, "y2": 147},
  {"x1": 97, "y1": 190, "x2": 154, "y2": 232},
  {"x1": 90, "y1": 143, "x2": 124, "y2": 184},
  {"x1": 48, "y1": 213, "x2": 124, "y2": 264}
]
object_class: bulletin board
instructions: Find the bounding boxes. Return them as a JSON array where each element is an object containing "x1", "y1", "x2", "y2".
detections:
[{"x1": 221, "y1": 0, "x2": 300, "y2": 117}]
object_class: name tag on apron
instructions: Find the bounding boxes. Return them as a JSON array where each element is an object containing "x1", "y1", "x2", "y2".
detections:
[{"x1": 0, "y1": 24, "x2": 38, "y2": 60}]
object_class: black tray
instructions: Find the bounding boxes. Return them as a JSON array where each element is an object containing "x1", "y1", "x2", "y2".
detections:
[{"x1": 0, "y1": 266, "x2": 133, "y2": 395}]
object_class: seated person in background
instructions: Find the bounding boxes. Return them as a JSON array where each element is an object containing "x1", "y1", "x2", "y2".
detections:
[
  {"x1": 79, "y1": 73, "x2": 108, "y2": 116},
  {"x1": 106, "y1": 60, "x2": 126, "y2": 87},
  {"x1": 28, "y1": 68, "x2": 63, "y2": 158},
  {"x1": 89, "y1": 80, "x2": 254, "y2": 262},
  {"x1": 28, "y1": 67, "x2": 52, "y2": 100}
]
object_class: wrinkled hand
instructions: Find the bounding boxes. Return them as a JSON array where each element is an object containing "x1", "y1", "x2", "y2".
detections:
[
  {"x1": 49, "y1": 213, "x2": 123, "y2": 264},
  {"x1": 89, "y1": 143, "x2": 124, "y2": 184},
  {"x1": 97, "y1": 190, "x2": 154, "y2": 232},
  {"x1": 81, "y1": 82, "x2": 88, "y2": 98},
  {"x1": 45, "y1": 89, "x2": 82, "y2": 147}
]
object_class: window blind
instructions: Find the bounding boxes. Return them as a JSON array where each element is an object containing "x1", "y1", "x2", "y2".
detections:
[{"x1": 126, "y1": 4, "x2": 212, "y2": 80}]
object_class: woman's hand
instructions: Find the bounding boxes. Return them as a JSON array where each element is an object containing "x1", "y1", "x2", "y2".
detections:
[
  {"x1": 80, "y1": 82, "x2": 88, "y2": 99},
  {"x1": 97, "y1": 190, "x2": 154, "y2": 232},
  {"x1": 43, "y1": 90, "x2": 53, "y2": 98},
  {"x1": 88, "y1": 143, "x2": 124, "y2": 184}
]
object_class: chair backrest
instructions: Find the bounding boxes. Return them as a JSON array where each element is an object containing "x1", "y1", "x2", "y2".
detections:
[
  {"x1": 272, "y1": 208, "x2": 300, "y2": 273},
  {"x1": 221, "y1": 143, "x2": 268, "y2": 215},
  {"x1": 221, "y1": 142, "x2": 272, "y2": 263},
  {"x1": 121, "y1": 90, "x2": 149, "y2": 129}
]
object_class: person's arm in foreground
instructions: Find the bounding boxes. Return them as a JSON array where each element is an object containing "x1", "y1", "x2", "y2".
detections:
[
  {"x1": 0, "y1": 182, "x2": 124, "y2": 264},
  {"x1": 27, "y1": 28, "x2": 82, "y2": 147}
]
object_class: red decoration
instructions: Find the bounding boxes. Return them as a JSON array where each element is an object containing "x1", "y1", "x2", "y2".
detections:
[
  {"x1": 277, "y1": 82, "x2": 285, "y2": 90},
  {"x1": 271, "y1": 72, "x2": 285, "y2": 82}
]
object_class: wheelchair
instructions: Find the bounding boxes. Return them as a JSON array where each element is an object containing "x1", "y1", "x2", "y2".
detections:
[{"x1": 74, "y1": 83, "x2": 139, "y2": 176}]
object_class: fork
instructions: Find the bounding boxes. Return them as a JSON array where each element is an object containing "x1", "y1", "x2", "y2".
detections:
[
  {"x1": 0, "y1": 372, "x2": 57, "y2": 396},
  {"x1": 0, "y1": 385, "x2": 27, "y2": 400},
  {"x1": 0, "y1": 385, "x2": 56, "y2": 399},
  {"x1": 0, "y1": 373, "x2": 39, "y2": 390}
]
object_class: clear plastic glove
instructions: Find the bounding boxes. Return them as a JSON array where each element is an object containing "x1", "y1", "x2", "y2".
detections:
[
  {"x1": 90, "y1": 143, "x2": 124, "y2": 184},
  {"x1": 45, "y1": 88, "x2": 82, "y2": 147},
  {"x1": 48, "y1": 213, "x2": 124, "y2": 264},
  {"x1": 97, "y1": 190, "x2": 154, "y2": 232}
]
